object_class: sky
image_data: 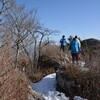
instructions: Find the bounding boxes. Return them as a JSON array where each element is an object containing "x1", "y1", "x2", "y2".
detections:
[
  {"x1": 31, "y1": 73, "x2": 86, "y2": 100},
  {"x1": 16, "y1": 0, "x2": 100, "y2": 42}
]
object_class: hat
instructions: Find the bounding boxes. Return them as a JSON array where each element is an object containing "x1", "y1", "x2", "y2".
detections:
[
  {"x1": 62, "y1": 35, "x2": 65, "y2": 37},
  {"x1": 75, "y1": 35, "x2": 77, "y2": 38}
]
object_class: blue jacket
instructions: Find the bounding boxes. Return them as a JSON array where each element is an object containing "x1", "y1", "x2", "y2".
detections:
[
  {"x1": 60, "y1": 38, "x2": 67, "y2": 46},
  {"x1": 69, "y1": 39, "x2": 80, "y2": 53}
]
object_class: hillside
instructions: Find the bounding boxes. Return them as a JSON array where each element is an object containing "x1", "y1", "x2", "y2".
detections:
[{"x1": 81, "y1": 38, "x2": 100, "y2": 52}]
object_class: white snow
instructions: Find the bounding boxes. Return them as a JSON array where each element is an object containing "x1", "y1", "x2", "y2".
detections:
[{"x1": 31, "y1": 73, "x2": 87, "y2": 100}]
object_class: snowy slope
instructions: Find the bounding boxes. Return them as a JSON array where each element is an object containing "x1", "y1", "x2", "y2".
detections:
[{"x1": 31, "y1": 73, "x2": 87, "y2": 100}]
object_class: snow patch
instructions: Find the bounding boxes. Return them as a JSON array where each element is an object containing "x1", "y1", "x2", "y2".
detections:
[{"x1": 31, "y1": 73, "x2": 87, "y2": 100}]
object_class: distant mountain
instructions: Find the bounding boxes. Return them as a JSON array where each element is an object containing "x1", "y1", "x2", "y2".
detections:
[{"x1": 81, "y1": 38, "x2": 100, "y2": 51}]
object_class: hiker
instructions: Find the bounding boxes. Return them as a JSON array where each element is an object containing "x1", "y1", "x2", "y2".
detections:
[
  {"x1": 69, "y1": 37, "x2": 81, "y2": 64},
  {"x1": 75, "y1": 35, "x2": 81, "y2": 60},
  {"x1": 75, "y1": 35, "x2": 81, "y2": 48},
  {"x1": 60, "y1": 35, "x2": 67, "y2": 52}
]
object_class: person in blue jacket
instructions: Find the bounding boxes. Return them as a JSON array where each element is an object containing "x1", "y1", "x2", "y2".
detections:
[
  {"x1": 69, "y1": 37, "x2": 81, "y2": 64},
  {"x1": 60, "y1": 35, "x2": 67, "y2": 52}
]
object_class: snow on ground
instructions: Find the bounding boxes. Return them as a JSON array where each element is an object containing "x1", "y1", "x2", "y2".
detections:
[{"x1": 31, "y1": 73, "x2": 87, "y2": 100}]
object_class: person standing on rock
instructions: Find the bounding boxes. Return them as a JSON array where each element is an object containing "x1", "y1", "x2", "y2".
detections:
[
  {"x1": 75, "y1": 35, "x2": 81, "y2": 60},
  {"x1": 60, "y1": 35, "x2": 67, "y2": 52},
  {"x1": 69, "y1": 37, "x2": 81, "y2": 64}
]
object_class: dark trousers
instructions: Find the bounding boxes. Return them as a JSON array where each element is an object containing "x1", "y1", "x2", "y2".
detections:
[
  {"x1": 60, "y1": 45, "x2": 65, "y2": 52},
  {"x1": 71, "y1": 53, "x2": 79, "y2": 64}
]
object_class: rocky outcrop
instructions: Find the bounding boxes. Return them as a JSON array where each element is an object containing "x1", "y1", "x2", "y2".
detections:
[
  {"x1": 55, "y1": 62, "x2": 91, "y2": 99},
  {"x1": 56, "y1": 68, "x2": 80, "y2": 97}
]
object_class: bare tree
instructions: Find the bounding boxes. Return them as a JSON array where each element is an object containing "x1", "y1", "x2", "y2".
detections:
[
  {"x1": 1, "y1": 4, "x2": 40, "y2": 67},
  {"x1": 36, "y1": 29, "x2": 55, "y2": 60},
  {"x1": 0, "y1": 0, "x2": 14, "y2": 22},
  {"x1": 0, "y1": 0, "x2": 15, "y2": 48},
  {"x1": 0, "y1": 1, "x2": 29, "y2": 100}
]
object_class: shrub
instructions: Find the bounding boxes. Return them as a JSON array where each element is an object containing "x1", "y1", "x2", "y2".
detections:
[
  {"x1": 0, "y1": 45, "x2": 29, "y2": 100},
  {"x1": 63, "y1": 59, "x2": 100, "y2": 100}
]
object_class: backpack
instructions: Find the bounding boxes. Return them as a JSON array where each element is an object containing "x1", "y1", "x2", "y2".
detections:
[{"x1": 70, "y1": 39, "x2": 80, "y2": 53}]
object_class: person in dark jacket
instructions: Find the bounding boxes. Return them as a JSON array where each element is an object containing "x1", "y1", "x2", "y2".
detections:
[
  {"x1": 60, "y1": 35, "x2": 67, "y2": 52},
  {"x1": 69, "y1": 37, "x2": 81, "y2": 64}
]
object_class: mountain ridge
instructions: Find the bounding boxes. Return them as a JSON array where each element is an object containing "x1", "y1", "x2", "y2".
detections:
[{"x1": 81, "y1": 38, "x2": 100, "y2": 52}]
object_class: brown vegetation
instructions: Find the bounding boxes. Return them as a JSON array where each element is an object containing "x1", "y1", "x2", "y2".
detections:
[
  {"x1": 0, "y1": 0, "x2": 57, "y2": 99},
  {"x1": 62, "y1": 53, "x2": 100, "y2": 100},
  {"x1": 0, "y1": 44, "x2": 29, "y2": 100}
]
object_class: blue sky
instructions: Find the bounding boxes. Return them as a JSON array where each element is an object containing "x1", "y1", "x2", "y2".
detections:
[{"x1": 16, "y1": 0, "x2": 100, "y2": 42}]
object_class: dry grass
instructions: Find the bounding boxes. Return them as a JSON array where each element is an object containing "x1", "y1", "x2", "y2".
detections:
[
  {"x1": 26, "y1": 65, "x2": 55, "y2": 82},
  {"x1": 0, "y1": 45, "x2": 29, "y2": 100},
  {"x1": 63, "y1": 55, "x2": 100, "y2": 100},
  {"x1": 25, "y1": 44, "x2": 60, "y2": 82}
]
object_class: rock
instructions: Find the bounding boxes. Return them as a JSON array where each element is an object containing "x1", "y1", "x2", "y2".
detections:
[
  {"x1": 56, "y1": 68, "x2": 79, "y2": 97},
  {"x1": 54, "y1": 62, "x2": 61, "y2": 71}
]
